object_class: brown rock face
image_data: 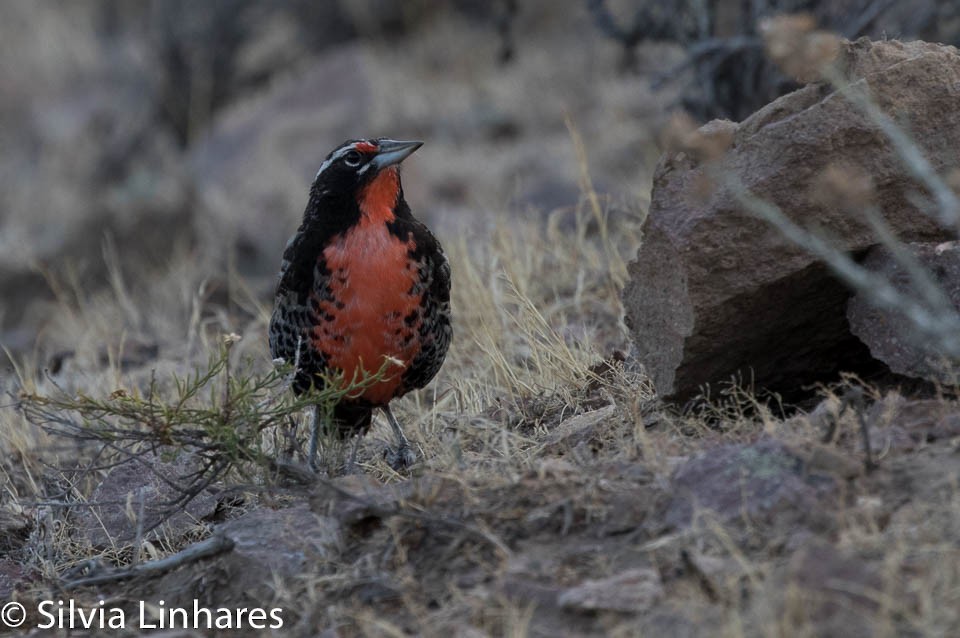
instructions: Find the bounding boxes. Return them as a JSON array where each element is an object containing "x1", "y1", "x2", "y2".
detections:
[
  {"x1": 848, "y1": 242, "x2": 960, "y2": 381},
  {"x1": 664, "y1": 440, "x2": 836, "y2": 531},
  {"x1": 79, "y1": 454, "x2": 220, "y2": 549},
  {"x1": 624, "y1": 38, "x2": 960, "y2": 399}
]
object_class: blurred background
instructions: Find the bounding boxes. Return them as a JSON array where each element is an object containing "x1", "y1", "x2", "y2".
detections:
[{"x1": 2, "y1": 0, "x2": 958, "y2": 365}]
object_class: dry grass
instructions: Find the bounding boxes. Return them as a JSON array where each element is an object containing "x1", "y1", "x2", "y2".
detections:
[{"x1": 7, "y1": 137, "x2": 960, "y2": 635}]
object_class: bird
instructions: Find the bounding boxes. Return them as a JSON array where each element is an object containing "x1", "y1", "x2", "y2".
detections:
[{"x1": 268, "y1": 138, "x2": 451, "y2": 470}]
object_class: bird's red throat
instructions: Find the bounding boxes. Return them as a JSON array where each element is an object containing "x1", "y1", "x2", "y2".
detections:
[{"x1": 358, "y1": 166, "x2": 400, "y2": 227}]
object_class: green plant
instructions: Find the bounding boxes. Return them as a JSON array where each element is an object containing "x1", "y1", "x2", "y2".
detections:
[{"x1": 17, "y1": 335, "x2": 393, "y2": 524}]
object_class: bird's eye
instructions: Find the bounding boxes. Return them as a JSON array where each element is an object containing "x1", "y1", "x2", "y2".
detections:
[{"x1": 344, "y1": 150, "x2": 362, "y2": 166}]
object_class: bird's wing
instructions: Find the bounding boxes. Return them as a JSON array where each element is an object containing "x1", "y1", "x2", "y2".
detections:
[
  {"x1": 269, "y1": 231, "x2": 331, "y2": 393},
  {"x1": 400, "y1": 222, "x2": 453, "y2": 393}
]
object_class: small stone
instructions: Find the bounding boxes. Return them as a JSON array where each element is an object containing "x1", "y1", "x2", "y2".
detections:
[
  {"x1": 558, "y1": 567, "x2": 663, "y2": 613},
  {"x1": 218, "y1": 503, "x2": 341, "y2": 574},
  {"x1": 543, "y1": 405, "x2": 617, "y2": 453}
]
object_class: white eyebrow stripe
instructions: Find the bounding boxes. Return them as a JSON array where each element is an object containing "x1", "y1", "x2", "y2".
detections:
[{"x1": 314, "y1": 145, "x2": 356, "y2": 180}]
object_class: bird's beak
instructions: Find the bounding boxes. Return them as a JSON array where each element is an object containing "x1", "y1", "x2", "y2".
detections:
[{"x1": 371, "y1": 139, "x2": 423, "y2": 171}]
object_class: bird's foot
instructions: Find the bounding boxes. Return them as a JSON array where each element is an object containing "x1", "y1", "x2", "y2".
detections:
[{"x1": 384, "y1": 442, "x2": 417, "y2": 471}]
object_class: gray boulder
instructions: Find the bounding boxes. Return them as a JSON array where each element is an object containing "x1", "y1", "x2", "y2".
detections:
[
  {"x1": 623, "y1": 39, "x2": 960, "y2": 399},
  {"x1": 848, "y1": 241, "x2": 960, "y2": 382}
]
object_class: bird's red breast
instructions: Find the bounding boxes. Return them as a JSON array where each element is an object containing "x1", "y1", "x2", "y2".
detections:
[{"x1": 309, "y1": 166, "x2": 424, "y2": 405}]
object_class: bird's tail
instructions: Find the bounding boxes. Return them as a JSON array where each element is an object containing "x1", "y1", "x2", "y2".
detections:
[{"x1": 331, "y1": 402, "x2": 373, "y2": 438}]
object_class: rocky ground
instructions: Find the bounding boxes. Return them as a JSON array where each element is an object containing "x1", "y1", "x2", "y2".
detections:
[{"x1": 2, "y1": 3, "x2": 960, "y2": 637}]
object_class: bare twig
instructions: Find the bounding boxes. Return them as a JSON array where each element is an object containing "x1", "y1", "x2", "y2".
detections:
[
  {"x1": 586, "y1": 0, "x2": 682, "y2": 71},
  {"x1": 61, "y1": 534, "x2": 234, "y2": 590},
  {"x1": 495, "y1": 0, "x2": 518, "y2": 65},
  {"x1": 132, "y1": 489, "x2": 146, "y2": 567},
  {"x1": 820, "y1": 386, "x2": 876, "y2": 471}
]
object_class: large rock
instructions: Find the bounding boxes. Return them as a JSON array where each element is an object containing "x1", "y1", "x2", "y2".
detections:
[
  {"x1": 848, "y1": 241, "x2": 960, "y2": 382},
  {"x1": 624, "y1": 39, "x2": 960, "y2": 399}
]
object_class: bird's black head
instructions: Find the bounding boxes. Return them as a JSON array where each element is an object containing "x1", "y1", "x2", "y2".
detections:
[
  {"x1": 309, "y1": 137, "x2": 422, "y2": 208},
  {"x1": 281, "y1": 137, "x2": 423, "y2": 301},
  {"x1": 302, "y1": 138, "x2": 421, "y2": 236}
]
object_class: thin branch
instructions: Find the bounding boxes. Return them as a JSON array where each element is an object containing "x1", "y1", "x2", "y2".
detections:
[{"x1": 61, "y1": 534, "x2": 234, "y2": 590}]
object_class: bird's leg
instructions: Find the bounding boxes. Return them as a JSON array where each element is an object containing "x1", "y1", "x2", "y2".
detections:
[
  {"x1": 307, "y1": 404, "x2": 322, "y2": 472},
  {"x1": 382, "y1": 404, "x2": 417, "y2": 470},
  {"x1": 344, "y1": 433, "x2": 363, "y2": 475},
  {"x1": 283, "y1": 416, "x2": 299, "y2": 459}
]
